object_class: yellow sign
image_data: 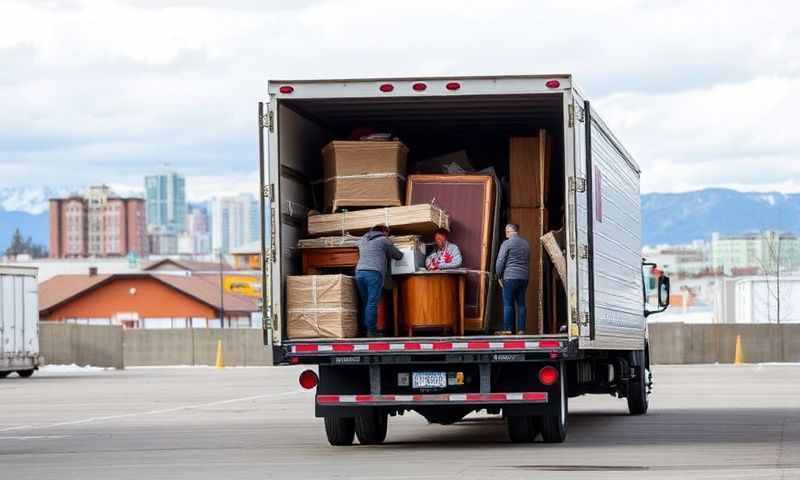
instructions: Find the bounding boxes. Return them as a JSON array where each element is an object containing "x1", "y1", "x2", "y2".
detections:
[{"x1": 223, "y1": 275, "x2": 262, "y2": 297}]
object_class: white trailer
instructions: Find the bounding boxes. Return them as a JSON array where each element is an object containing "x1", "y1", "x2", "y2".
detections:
[
  {"x1": 258, "y1": 75, "x2": 671, "y2": 444},
  {"x1": 1, "y1": 265, "x2": 41, "y2": 378}
]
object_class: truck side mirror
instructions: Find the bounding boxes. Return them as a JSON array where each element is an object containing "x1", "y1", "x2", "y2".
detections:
[{"x1": 657, "y1": 275, "x2": 670, "y2": 308}]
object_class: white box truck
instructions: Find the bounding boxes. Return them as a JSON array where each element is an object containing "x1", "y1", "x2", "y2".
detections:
[
  {"x1": 258, "y1": 74, "x2": 670, "y2": 445},
  {"x1": 1, "y1": 265, "x2": 41, "y2": 378}
]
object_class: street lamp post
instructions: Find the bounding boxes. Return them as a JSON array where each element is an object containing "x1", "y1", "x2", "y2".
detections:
[{"x1": 218, "y1": 249, "x2": 225, "y2": 329}]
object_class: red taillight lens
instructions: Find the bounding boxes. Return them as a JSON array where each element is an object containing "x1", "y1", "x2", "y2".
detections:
[
  {"x1": 379, "y1": 83, "x2": 394, "y2": 92},
  {"x1": 539, "y1": 365, "x2": 559, "y2": 386},
  {"x1": 412, "y1": 82, "x2": 427, "y2": 91},
  {"x1": 299, "y1": 369, "x2": 319, "y2": 389},
  {"x1": 445, "y1": 82, "x2": 461, "y2": 91},
  {"x1": 545, "y1": 80, "x2": 560, "y2": 89},
  {"x1": 279, "y1": 85, "x2": 294, "y2": 94}
]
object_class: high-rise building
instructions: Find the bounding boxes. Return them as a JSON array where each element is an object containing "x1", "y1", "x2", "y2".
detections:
[
  {"x1": 49, "y1": 185, "x2": 147, "y2": 258},
  {"x1": 209, "y1": 193, "x2": 260, "y2": 253},
  {"x1": 178, "y1": 205, "x2": 211, "y2": 255},
  {"x1": 144, "y1": 171, "x2": 187, "y2": 234}
]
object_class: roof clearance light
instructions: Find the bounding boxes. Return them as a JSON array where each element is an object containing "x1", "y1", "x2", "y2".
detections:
[
  {"x1": 412, "y1": 82, "x2": 427, "y2": 91},
  {"x1": 539, "y1": 365, "x2": 559, "y2": 386},
  {"x1": 379, "y1": 83, "x2": 394, "y2": 92},
  {"x1": 445, "y1": 82, "x2": 461, "y2": 91},
  {"x1": 279, "y1": 85, "x2": 294, "y2": 94},
  {"x1": 299, "y1": 369, "x2": 319, "y2": 389},
  {"x1": 545, "y1": 80, "x2": 560, "y2": 89}
]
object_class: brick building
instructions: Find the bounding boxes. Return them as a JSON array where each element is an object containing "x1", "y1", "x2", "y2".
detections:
[{"x1": 49, "y1": 186, "x2": 147, "y2": 258}]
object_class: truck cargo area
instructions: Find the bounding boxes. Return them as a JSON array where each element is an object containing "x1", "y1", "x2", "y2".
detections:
[{"x1": 275, "y1": 92, "x2": 569, "y2": 341}]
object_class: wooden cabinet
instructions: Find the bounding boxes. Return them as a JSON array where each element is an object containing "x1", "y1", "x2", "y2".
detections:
[{"x1": 393, "y1": 273, "x2": 466, "y2": 337}]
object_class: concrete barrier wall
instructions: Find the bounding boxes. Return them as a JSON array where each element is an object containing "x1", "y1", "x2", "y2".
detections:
[
  {"x1": 649, "y1": 323, "x2": 800, "y2": 364},
  {"x1": 40, "y1": 323, "x2": 124, "y2": 369},
  {"x1": 41, "y1": 324, "x2": 272, "y2": 368},
  {"x1": 40, "y1": 323, "x2": 798, "y2": 367}
]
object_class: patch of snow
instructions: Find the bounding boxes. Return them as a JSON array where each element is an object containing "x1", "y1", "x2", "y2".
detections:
[{"x1": 39, "y1": 364, "x2": 110, "y2": 374}]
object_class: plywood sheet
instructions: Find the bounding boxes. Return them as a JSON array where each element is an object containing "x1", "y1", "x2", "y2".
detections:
[
  {"x1": 509, "y1": 207, "x2": 546, "y2": 335},
  {"x1": 307, "y1": 204, "x2": 448, "y2": 236},
  {"x1": 509, "y1": 131, "x2": 549, "y2": 208}
]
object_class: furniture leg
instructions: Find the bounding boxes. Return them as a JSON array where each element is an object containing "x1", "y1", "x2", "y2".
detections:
[{"x1": 458, "y1": 275, "x2": 466, "y2": 336}]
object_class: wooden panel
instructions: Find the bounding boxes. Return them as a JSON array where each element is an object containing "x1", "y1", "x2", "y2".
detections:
[
  {"x1": 509, "y1": 131, "x2": 549, "y2": 208},
  {"x1": 509, "y1": 207, "x2": 546, "y2": 335},
  {"x1": 406, "y1": 175, "x2": 494, "y2": 332},
  {"x1": 398, "y1": 275, "x2": 459, "y2": 336},
  {"x1": 300, "y1": 247, "x2": 359, "y2": 274}
]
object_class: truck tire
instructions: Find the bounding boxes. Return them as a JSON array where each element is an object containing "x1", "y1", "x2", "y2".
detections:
[
  {"x1": 627, "y1": 351, "x2": 649, "y2": 415},
  {"x1": 506, "y1": 415, "x2": 539, "y2": 443},
  {"x1": 355, "y1": 410, "x2": 388, "y2": 445},
  {"x1": 16, "y1": 369, "x2": 34, "y2": 378},
  {"x1": 539, "y1": 363, "x2": 568, "y2": 443},
  {"x1": 0, "y1": 371, "x2": 10, "y2": 378},
  {"x1": 324, "y1": 417, "x2": 355, "y2": 446}
]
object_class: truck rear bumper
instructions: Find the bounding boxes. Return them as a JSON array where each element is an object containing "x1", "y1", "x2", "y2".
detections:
[{"x1": 318, "y1": 391, "x2": 548, "y2": 406}]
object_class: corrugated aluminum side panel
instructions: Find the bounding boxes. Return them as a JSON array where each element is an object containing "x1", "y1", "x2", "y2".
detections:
[
  {"x1": 582, "y1": 113, "x2": 645, "y2": 350},
  {"x1": 0, "y1": 268, "x2": 39, "y2": 358}
]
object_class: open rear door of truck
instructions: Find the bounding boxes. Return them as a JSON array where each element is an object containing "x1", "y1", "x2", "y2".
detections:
[{"x1": 579, "y1": 98, "x2": 646, "y2": 350}]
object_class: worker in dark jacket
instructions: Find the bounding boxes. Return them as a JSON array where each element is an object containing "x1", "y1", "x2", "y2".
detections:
[
  {"x1": 495, "y1": 223, "x2": 530, "y2": 334},
  {"x1": 355, "y1": 225, "x2": 404, "y2": 337}
]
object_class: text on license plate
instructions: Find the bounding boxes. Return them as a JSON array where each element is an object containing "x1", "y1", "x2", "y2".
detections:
[{"x1": 412, "y1": 372, "x2": 447, "y2": 389}]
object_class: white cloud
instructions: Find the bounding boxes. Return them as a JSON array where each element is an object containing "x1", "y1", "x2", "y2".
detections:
[{"x1": 0, "y1": 0, "x2": 799, "y2": 198}]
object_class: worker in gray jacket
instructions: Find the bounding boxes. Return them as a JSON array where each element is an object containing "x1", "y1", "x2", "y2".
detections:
[
  {"x1": 355, "y1": 224, "x2": 404, "y2": 337},
  {"x1": 495, "y1": 223, "x2": 530, "y2": 334}
]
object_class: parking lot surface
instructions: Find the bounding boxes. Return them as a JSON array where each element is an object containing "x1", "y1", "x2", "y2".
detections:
[{"x1": 1, "y1": 364, "x2": 799, "y2": 480}]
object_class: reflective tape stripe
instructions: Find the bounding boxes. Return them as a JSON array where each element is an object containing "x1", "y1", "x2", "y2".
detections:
[
  {"x1": 316, "y1": 392, "x2": 548, "y2": 405},
  {"x1": 291, "y1": 341, "x2": 562, "y2": 354}
]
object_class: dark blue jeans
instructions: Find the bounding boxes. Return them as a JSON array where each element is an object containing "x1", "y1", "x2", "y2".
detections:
[
  {"x1": 355, "y1": 270, "x2": 383, "y2": 334},
  {"x1": 502, "y1": 279, "x2": 528, "y2": 333}
]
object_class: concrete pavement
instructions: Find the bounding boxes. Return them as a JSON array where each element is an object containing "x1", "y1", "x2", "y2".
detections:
[{"x1": 1, "y1": 364, "x2": 799, "y2": 480}]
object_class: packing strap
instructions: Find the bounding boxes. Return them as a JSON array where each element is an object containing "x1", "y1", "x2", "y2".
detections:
[{"x1": 313, "y1": 172, "x2": 406, "y2": 185}]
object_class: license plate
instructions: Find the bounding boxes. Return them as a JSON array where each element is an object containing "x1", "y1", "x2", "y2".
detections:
[{"x1": 412, "y1": 372, "x2": 447, "y2": 389}]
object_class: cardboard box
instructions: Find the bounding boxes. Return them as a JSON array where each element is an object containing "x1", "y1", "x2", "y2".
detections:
[
  {"x1": 287, "y1": 275, "x2": 358, "y2": 339},
  {"x1": 391, "y1": 238, "x2": 426, "y2": 274},
  {"x1": 322, "y1": 140, "x2": 408, "y2": 212}
]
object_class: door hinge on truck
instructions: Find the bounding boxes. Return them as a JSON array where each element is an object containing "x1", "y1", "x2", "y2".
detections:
[
  {"x1": 260, "y1": 109, "x2": 274, "y2": 132},
  {"x1": 569, "y1": 177, "x2": 586, "y2": 193}
]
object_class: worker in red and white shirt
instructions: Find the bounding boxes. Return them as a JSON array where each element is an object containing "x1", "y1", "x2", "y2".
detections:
[{"x1": 425, "y1": 228, "x2": 463, "y2": 270}]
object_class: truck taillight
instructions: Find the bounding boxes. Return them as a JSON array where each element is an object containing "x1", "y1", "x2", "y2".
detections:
[
  {"x1": 379, "y1": 83, "x2": 394, "y2": 92},
  {"x1": 545, "y1": 80, "x2": 560, "y2": 89},
  {"x1": 445, "y1": 82, "x2": 461, "y2": 91},
  {"x1": 299, "y1": 369, "x2": 318, "y2": 389},
  {"x1": 279, "y1": 85, "x2": 294, "y2": 94},
  {"x1": 412, "y1": 82, "x2": 427, "y2": 91},
  {"x1": 539, "y1": 366, "x2": 559, "y2": 386}
]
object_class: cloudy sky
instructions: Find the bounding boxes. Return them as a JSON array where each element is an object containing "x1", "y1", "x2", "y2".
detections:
[{"x1": 1, "y1": 0, "x2": 799, "y2": 200}]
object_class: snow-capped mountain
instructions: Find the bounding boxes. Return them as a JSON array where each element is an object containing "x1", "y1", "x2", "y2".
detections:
[
  {"x1": 641, "y1": 189, "x2": 800, "y2": 246},
  {"x1": 0, "y1": 186, "x2": 80, "y2": 215}
]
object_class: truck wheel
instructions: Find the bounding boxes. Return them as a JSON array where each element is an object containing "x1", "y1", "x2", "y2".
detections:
[
  {"x1": 627, "y1": 351, "x2": 649, "y2": 415},
  {"x1": 539, "y1": 363, "x2": 568, "y2": 443},
  {"x1": 324, "y1": 417, "x2": 355, "y2": 446},
  {"x1": 0, "y1": 371, "x2": 10, "y2": 378},
  {"x1": 16, "y1": 369, "x2": 34, "y2": 378},
  {"x1": 506, "y1": 415, "x2": 539, "y2": 443},
  {"x1": 355, "y1": 410, "x2": 388, "y2": 445}
]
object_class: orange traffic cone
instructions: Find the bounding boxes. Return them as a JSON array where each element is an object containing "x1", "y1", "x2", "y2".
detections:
[
  {"x1": 734, "y1": 334, "x2": 744, "y2": 365},
  {"x1": 215, "y1": 339, "x2": 224, "y2": 369}
]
